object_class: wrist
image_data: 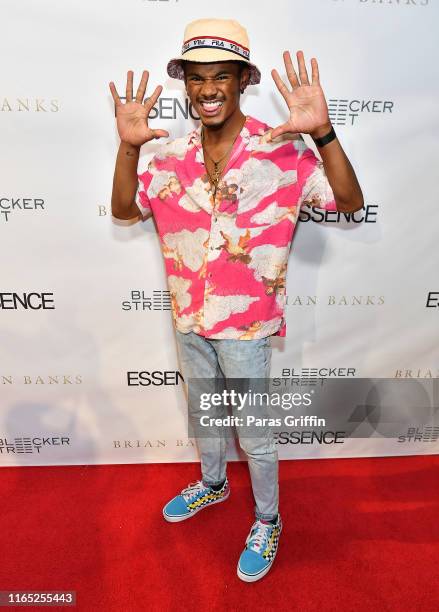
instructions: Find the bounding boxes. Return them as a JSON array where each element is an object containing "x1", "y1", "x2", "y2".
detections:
[
  {"x1": 121, "y1": 140, "x2": 141, "y2": 151},
  {"x1": 310, "y1": 122, "x2": 333, "y2": 140}
]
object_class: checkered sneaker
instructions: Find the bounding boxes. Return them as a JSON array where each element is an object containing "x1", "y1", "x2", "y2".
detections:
[
  {"x1": 237, "y1": 515, "x2": 282, "y2": 582},
  {"x1": 163, "y1": 478, "x2": 230, "y2": 522}
]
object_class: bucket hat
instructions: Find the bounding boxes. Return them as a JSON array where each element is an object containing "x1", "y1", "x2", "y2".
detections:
[{"x1": 167, "y1": 18, "x2": 261, "y2": 85}]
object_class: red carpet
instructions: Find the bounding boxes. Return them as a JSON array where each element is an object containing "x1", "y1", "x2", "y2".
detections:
[{"x1": 1, "y1": 455, "x2": 438, "y2": 611}]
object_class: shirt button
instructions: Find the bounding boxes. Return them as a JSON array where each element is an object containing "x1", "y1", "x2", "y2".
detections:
[
  {"x1": 208, "y1": 273, "x2": 212, "y2": 277},
  {"x1": 210, "y1": 246, "x2": 214, "y2": 251},
  {"x1": 214, "y1": 217, "x2": 218, "y2": 223}
]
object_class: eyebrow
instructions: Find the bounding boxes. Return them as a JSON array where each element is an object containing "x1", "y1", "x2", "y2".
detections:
[{"x1": 186, "y1": 70, "x2": 233, "y2": 78}]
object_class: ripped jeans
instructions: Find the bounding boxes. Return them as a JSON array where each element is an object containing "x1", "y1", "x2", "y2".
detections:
[{"x1": 175, "y1": 330, "x2": 278, "y2": 521}]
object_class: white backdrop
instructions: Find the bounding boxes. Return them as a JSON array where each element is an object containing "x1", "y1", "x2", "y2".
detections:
[{"x1": 1, "y1": 0, "x2": 438, "y2": 466}]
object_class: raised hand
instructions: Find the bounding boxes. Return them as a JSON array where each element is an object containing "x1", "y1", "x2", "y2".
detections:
[
  {"x1": 270, "y1": 51, "x2": 331, "y2": 140},
  {"x1": 109, "y1": 70, "x2": 169, "y2": 146}
]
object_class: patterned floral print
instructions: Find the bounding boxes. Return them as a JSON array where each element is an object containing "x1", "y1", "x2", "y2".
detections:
[{"x1": 136, "y1": 115, "x2": 337, "y2": 339}]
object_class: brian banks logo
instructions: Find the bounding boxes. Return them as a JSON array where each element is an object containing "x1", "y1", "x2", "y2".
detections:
[
  {"x1": 1, "y1": 98, "x2": 60, "y2": 112},
  {"x1": 122, "y1": 290, "x2": 171, "y2": 311},
  {"x1": 394, "y1": 368, "x2": 439, "y2": 378},
  {"x1": 285, "y1": 295, "x2": 384, "y2": 307},
  {"x1": 0, "y1": 292, "x2": 55, "y2": 310},
  {"x1": 426, "y1": 292, "x2": 439, "y2": 308},
  {"x1": 0, "y1": 197, "x2": 45, "y2": 223},
  {"x1": 1, "y1": 375, "x2": 82, "y2": 385},
  {"x1": 0, "y1": 436, "x2": 70, "y2": 455},
  {"x1": 127, "y1": 370, "x2": 184, "y2": 386},
  {"x1": 332, "y1": 1, "x2": 429, "y2": 9},
  {"x1": 300, "y1": 203, "x2": 378, "y2": 223}
]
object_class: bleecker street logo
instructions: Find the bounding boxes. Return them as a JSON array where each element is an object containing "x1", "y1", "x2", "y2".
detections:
[
  {"x1": 0, "y1": 436, "x2": 70, "y2": 455},
  {"x1": 277, "y1": 367, "x2": 356, "y2": 379},
  {"x1": 328, "y1": 99, "x2": 393, "y2": 126},
  {"x1": 0, "y1": 292, "x2": 55, "y2": 310},
  {"x1": 122, "y1": 290, "x2": 171, "y2": 311},
  {"x1": 0, "y1": 197, "x2": 45, "y2": 223}
]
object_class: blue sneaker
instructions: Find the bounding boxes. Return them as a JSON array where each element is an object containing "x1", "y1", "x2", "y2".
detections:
[
  {"x1": 237, "y1": 515, "x2": 282, "y2": 582},
  {"x1": 163, "y1": 478, "x2": 230, "y2": 522}
]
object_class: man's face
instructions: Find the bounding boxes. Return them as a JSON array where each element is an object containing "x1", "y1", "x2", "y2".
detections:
[{"x1": 184, "y1": 61, "x2": 249, "y2": 128}]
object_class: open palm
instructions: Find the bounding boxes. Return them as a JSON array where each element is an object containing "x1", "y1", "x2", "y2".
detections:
[
  {"x1": 271, "y1": 51, "x2": 330, "y2": 139},
  {"x1": 109, "y1": 70, "x2": 169, "y2": 146}
]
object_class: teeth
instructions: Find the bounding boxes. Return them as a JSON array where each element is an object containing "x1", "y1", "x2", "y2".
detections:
[{"x1": 201, "y1": 101, "x2": 223, "y2": 109}]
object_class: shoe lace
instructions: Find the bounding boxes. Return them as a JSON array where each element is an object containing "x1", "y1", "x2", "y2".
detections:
[
  {"x1": 181, "y1": 480, "x2": 208, "y2": 502},
  {"x1": 246, "y1": 520, "x2": 272, "y2": 554}
]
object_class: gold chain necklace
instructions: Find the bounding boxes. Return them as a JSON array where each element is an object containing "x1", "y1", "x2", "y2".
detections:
[{"x1": 201, "y1": 127, "x2": 241, "y2": 196}]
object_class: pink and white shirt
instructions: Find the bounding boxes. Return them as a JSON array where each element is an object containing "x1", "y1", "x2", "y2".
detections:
[{"x1": 136, "y1": 115, "x2": 337, "y2": 340}]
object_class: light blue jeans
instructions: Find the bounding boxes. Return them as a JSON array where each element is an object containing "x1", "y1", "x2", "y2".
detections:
[{"x1": 175, "y1": 330, "x2": 279, "y2": 521}]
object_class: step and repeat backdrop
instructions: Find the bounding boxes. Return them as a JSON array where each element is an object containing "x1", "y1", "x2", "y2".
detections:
[{"x1": 1, "y1": 0, "x2": 438, "y2": 466}]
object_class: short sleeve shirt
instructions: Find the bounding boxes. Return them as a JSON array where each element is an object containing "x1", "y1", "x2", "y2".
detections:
[{"x1": 136, "y1": 115, "x2": 337, "y2": 340}]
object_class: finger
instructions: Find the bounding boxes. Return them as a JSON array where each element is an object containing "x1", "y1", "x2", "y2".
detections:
[
  {"x1": 143, "y1": 85, "x2": 163, "y2": 111},
  {"x1": 152, "y1": 129, "x2": 170, "y2": 140},
  {"x1": 296, "y1": 50, "x2": 310, "y2": 86},
  {"x1": 269, "y1": 123, "x2": 290, "y2": 141},
  {"x1": 109, "y1": 81, "x2": 122, "y2": 106},
  {"x1": 135, "y1": 70, "x2": 149, "y2": 103},
  {"x1": 271, "y1": 69, "x2": 290, "y2": 103},
  {"x1": 283, "y1": 51, "x2": 300, "y2": 89},
  {"x1": 311, "y1": 57, "x2": 320, "y2": 85},
  {"x1": 126, "y1": 70, "x2": 134, "y2": 102}
]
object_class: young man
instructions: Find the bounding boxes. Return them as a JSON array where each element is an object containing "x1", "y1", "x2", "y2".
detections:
[{"x1": 110, "y1": 18, "x2": 363, "y2": 582}]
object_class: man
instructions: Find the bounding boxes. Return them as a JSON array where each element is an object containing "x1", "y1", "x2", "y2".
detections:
[{"x1": 110, "y1": 18, "x2": 363, "y2": 582}]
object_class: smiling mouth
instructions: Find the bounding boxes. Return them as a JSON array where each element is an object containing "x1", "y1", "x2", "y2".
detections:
[{"x1": 199, "y1": 100, "x2": 224, "y2": 114}]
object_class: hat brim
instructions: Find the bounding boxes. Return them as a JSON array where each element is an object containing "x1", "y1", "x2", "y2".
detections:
[{"x1": 167, "y1": 48, "x2": 261, "y2": 85}]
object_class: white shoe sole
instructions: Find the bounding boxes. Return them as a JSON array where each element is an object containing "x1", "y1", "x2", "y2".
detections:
[
  {"x1": 237, "y1": 523, "x2": 282, "y2": 582},
  {"x1": 163, "y1": 488, "x2": 230, "y2": 523}
]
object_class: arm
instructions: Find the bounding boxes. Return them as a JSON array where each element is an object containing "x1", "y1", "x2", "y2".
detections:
[
  {"x1": 109, "y1": 70, "x2": 169, "y2": 220},
  {"x1": 111, "y1": 141, "x2": 142, "y2": 220},
  {"x1": 310, "y1": 122, "x2": 364, "y2": 213},
  {"x1": 271, "y1": 51, "x2": 364, "y2": 213}
]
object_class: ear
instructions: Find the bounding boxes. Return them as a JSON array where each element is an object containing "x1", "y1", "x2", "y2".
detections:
[{"x1": 240, "y1": 65, "x2": 250, "y2": 94}]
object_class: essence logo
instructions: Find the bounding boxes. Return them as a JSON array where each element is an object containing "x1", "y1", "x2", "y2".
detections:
[
  {"x1": 0, "y1": 197, "x2": 45, "y2": 223},
  {"x1": 122, "y1": 290, "x2": 171, "y2": 311},
  {"x1": 0, "y1": 99, "x2": 59, "y2": 112},
  {"x1": 426, "y1": 292, "x2": 439, "y2": 308},
  {"x1": 328, "y1": 99, "x2": 393, "y2": 125},
  {"x1": 115, "y1": 96, "x2": 200, "y2": 121},
  {"x1": 0, "y1": 292, "x2": 55, "y2": 310},
  {"x1": 127, "y1": 370, "x2": 184, "y2": 386},
  {"x1": 300, "y1": 203, "x2": 378, "y2": 223},
  {"x1": 275, "y1": 431, "x2": 346, "y2": 445}
]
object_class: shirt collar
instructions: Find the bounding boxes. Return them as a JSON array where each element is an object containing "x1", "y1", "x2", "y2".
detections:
[{"x1": 187, "y1": 115, "x2": 267, "y2": 147}]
